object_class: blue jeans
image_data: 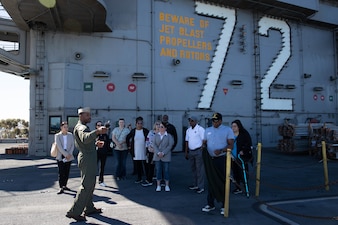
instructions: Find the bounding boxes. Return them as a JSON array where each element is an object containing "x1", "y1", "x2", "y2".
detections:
[
  {"x1": 114, "y1": 149, "x2": 128, "y2": 178},
  {"x1": 155, "y1": 161, "x2": 170, "y2": 181}
]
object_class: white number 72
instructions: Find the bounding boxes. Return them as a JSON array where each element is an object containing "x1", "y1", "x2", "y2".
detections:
[{"x1": 196, "y1": 2, "x2": 292, "y2": 111}]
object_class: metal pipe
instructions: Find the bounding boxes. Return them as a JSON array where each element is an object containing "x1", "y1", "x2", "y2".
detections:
[
  {"x1": 321, "y1": 141, "x2": 329, "y2": 191},
  {"x1": 333, "y1": 28, "x2": 338, "y2": 125},
  {"x1": 151, "y1": 0, "x2": 155, "y2": 123},
  {"x1": 223, "y1": 148, "x2": 232, "y2": 217},
  {"x1": 255, "y1": 143, "x2": 262, "y2": 197}
]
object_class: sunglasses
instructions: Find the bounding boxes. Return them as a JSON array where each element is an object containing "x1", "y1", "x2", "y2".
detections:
[{"x1": 212, "y1": 119, "x2": 219, "y2": 122}]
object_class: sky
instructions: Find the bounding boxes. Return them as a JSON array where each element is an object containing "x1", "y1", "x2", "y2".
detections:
[
  {"x1": 0, "y1": 7, "x2": 29, "y2": 121},
  {"x1": 0, "y1": 72, "x2": 30, "y2": 121}
]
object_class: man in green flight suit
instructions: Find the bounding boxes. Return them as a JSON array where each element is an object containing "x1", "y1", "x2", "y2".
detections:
[{"x1": 66, "y1": 107, "x2": 107, "y2": 221}]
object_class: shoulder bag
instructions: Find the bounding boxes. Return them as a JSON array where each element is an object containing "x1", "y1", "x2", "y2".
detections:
[{"x1": 50, "y1": 142, "x2": 58, "y2": 157}]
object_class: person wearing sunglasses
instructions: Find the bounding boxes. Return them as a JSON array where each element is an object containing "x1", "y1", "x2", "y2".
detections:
[{"x1": 201, "y1": 112, "x2": 234, "y2": 215}]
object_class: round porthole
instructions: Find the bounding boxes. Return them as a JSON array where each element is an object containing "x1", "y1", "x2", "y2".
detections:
[{"x1": 74, "y1": 52, "x2": 82, "y2": 60}]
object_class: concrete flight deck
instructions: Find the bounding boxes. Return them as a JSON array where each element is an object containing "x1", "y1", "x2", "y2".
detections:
[{"x1": 1, "y1": 143, "x2": 338, "y2": 225}]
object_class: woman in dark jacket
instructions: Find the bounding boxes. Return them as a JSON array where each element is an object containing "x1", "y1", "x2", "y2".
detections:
[{"x1": 231, "y1": 119, "x2": 253, "y2": 194}]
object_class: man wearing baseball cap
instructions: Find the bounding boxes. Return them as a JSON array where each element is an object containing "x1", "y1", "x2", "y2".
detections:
[
  {"x1": 185, "y1": 116, "x2": 205, "y2": 194},
  {"x1": 201, "y1": 112, "x2": 234, "y2": 215}
]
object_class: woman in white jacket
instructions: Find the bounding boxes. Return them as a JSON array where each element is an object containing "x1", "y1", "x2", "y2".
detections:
[{"x1": 55, "y1": 121, "x2": 75, "y2": 194}]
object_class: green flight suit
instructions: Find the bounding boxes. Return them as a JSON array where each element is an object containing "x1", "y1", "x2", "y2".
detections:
[{"x1": 68, "y1": 120, "x2": 98, "y2": 215}]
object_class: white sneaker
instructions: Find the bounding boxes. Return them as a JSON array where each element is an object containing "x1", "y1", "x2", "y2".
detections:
[
  {"x1": 196, "y1": 188, "x2": 204, "y2": 194},
  {"x1": 156, "y1": 186, "x2": 161, "y2": 192},
  {"x1": 165, "y1": 185, "x2": 170, "y2": 192},
  {"x1": 220, "y1": 208, "x2": 224, "y2": 215},
  {"x1": 202, "y1": 205, "x2": 215, "y2": 212},
  {"x1": 99, "y1": 182, "x2": 106, "y2": 187}
]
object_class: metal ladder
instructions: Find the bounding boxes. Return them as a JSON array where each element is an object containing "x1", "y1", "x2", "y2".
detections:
[
  {"x1": 253, "y1": 12, "x2": 262, "y2": 144},
  {"x1": 33, "y1": 29, "x2": 47, "y2": 155}
]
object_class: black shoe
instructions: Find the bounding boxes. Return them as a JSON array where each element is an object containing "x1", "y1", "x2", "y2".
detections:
[
  {"x1": 62, "y1": 186, "x2": 71, "y2": 191},
  {"x1": 66, "y1": 212, "x2": 86, "y2": 221},
  {"x1": 57, "y1": 188, "x2": 64, "y2": 194},
  {"x1": 135, "y1": 179, "x2": 142, "y2": 184},
  {"x1": 84, "y1": 207, "x2": 102, "y2": 216}
]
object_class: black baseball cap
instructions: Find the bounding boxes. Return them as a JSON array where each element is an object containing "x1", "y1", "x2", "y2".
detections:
[{"x1": 211, "y1": 112, "x2": 222, "y2": 121}]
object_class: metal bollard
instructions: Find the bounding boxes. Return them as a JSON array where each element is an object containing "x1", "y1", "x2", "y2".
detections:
[
  {"x1": 321, "y1": 141, "x2": 329, "y2": 191},
  {"x1": 255, "y1": 143, "x2": 262, "y2": 197},
  {"x1": 223, "y1": 148, "x2": 232, "y2": 217}
]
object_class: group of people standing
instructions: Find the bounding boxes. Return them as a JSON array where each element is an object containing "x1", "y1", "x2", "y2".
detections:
[
  {"x1": 124, "y1": 115, "x2": 177, "y2": 192},
  {"x1": 185, "y1": 113, "x2": 253, "y2": 215},
  {"x1": 53, "y1": 107, "x2": 253, "y2": 221},
  {"x1": 52, "y1": 108, "x2": 178, "y2": 221}
]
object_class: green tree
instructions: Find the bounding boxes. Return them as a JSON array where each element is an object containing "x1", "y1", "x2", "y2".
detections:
[{"x1": 0, "y1": 119, "x2": 29, "y2": 139}]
